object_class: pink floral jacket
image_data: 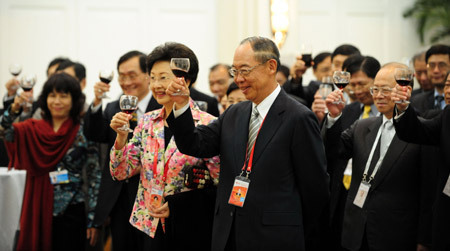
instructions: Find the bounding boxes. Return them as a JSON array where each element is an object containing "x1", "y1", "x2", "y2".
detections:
[{"x1": 110, "y1": 101, "x2": 220, "y2": 237}]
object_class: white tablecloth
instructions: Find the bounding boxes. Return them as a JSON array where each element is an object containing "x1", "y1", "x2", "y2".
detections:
[{"x1": 0, "y1": 168, "x2": 26, "y2": 251}]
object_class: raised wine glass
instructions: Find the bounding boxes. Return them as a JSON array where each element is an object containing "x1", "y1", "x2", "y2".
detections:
[
  {"x1": 170, "y1": 58, "x2": 190, "y2": 96},
  {"x1": 194, "y1": 101, "x2": 208, "y2": 112},
  {"x1": 9, "y1": 63, "x2": 22, "y2": 91},
  {"x1": 332, "y1": 71, "x2": 350, "y2": 104},
  {"x1": 394, "y1": 68, "x2": 413, "y2": 104},
  {"x1": 300, "y1": 44, "x2": 313, "y2": 67},
  {"x1": 20, "y1": 74, "x2": 36, "y2": 108},
  {"x1": 119, "y1": 95, "x2": 138, "y2": 133},
  {"x1": 99, "y1": 70, "x2": 114, "y2": 99},
  {"x1": 319, "y1": 76, "x2": 334, "y2": 113}
]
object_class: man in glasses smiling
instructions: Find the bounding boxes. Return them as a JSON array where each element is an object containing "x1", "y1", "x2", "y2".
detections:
[
  {"x1": 166, "y1": 36, "x2": 329, "y2": 250},
  {"x1": 324, "y1": 63, "x2": 432, "y2": 251}
]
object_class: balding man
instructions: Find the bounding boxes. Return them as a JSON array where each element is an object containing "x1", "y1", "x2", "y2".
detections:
[
  {"x1": 166, "y1": 36, "x2": 329, "y2": 251},
  {"x1": 325, "y1": 63, "x2": 432, "y2": 250}
]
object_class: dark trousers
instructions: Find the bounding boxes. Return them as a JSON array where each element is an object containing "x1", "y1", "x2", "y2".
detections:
[
  {"x1": 110, "y1": 186, "x2": 141, "y2": 251},
  {"x1": 52, "y1": 202, "x2": 86, "y2": 251}
]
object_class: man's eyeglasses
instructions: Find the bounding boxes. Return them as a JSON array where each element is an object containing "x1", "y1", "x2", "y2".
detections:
[
  {"x1": 229, "y1": 61, "x2": 266, "y2": 77},
  {"x1": 427, "y1": 62, "x2": 449, "y2": 71},
  {"x1": 369, "y1": 86, "x2": 392, "y2": 96},
  {"x1": 119, "y1": 73, "x2": 142, "y2": 82}
]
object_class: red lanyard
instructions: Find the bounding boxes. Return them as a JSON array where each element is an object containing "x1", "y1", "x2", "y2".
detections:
[
  {"x1": 152, "y1": 140, "x2": 174, "y2": 183},
  {"x1": 241, "y1": 116, "x2": 266, "y2": 174}
]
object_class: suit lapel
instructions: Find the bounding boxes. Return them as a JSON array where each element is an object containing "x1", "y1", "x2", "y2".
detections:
[
  {"x1": 251, "y1": 92, "x2": 285, "y2": 165},
  {"x1": 363, "y1": 117, "x2": 382, "y2": 161},
  {"x1": 233, "y1": 102, "x2": 252, "y2": 175},
  {"x1": 145, "y1": 96, "x2": 162, "y2": 113},
  {"x1": 370, "y1": 135, "x2": 407, "y2": 190}
]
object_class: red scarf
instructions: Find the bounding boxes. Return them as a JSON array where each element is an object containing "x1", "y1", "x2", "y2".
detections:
[{"x1": 5, "y1": 118, "x2": 80, "y2": 251}]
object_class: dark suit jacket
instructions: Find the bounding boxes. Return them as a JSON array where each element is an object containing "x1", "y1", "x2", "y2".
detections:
[
  {"x1": 167, "y1": 89, "x2": 329, "y2": 251},
  {"x1": 394, "y1": 106, "x2": 450, "y2": 250},
  {"x1": 189, "y1": 87, "x2": 220, "y2": 116},
  {"x1": 411, "y1": 90, "x2": 437, "y2": 115},
  {"x1": 327, "y1": 116, "x2": 432, "y2": 250},
  {"x1": 83, "y1": 97, "x2": 161, "y2": 228}
]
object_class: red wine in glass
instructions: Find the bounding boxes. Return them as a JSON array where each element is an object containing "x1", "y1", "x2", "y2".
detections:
[
  {"x1": 302, "y1": 54, "x2": 312, "y2": 67},
  {"x1": 395, "y1": 79, "x2": 411, "y2": 87},
  {"x1": 100, "y1": 77, "x2": 112, "y2": 84},
  {"x1": 22, "y1": 87, "x2": 33, "y2": 92},
  {"x1": 335, "y1": 82, "x2": 349, "y2": 90},
  {"x1": 122, "y1": 108, "x2": 136, "y2": 115},
  {"x1": 172, "y1": 69, "x2": 188, "y2": 79}
]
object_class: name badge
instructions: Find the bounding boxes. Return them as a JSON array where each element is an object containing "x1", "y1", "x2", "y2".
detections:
[
  {"x1": 353, "y1": 181, "x2": 371, "y2": 208},
  {"x1": 443, "y1": 174, "x2": 450, "y2": 197},
  {"x1": 150, "y1": 186, "x2": 164, "y2": 209},
  {"x1": 49, "y1": 170, "x2": 69, "y2": 185},
  {"x1": 228, "y1": 176, "x2": 250, "y2": 207}
]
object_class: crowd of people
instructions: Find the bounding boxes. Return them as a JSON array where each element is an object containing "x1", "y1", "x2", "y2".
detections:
[{"x1": 0, "y1": 37, "x2": 449, "y2": 251}]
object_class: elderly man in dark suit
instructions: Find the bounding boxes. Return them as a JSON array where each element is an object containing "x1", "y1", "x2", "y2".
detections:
[
  {"x1": 392, "y1": 71, "x2": 450, "y2": 250},
  {"x1": 84, "y1": 51, "x2": 161, "y2": 250},
  {"x1": 165, "y1": 36, "x2": 329, "y2": 251},
  {"x1": 326, "y1": 63, "x2": 432, "y2": 251}
]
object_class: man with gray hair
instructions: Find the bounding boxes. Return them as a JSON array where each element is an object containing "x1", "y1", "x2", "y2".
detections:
[
  {"x1": 325, "y1": 63, "x2": 432, "y2": 250},
  {"x1": 166, "y1": 36, "x2": 329, "y2": 250}
]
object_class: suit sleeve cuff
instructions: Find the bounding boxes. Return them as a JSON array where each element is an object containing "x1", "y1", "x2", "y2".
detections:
[{"x1": 173, "y1": 102, "x2": 190, "y2": 118}]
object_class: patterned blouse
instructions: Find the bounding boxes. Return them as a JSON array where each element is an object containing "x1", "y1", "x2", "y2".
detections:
[
  {"x1": 110, "y1": 101, "x2": 220, "y2": 238},
  {"x1": 2, "y1": 108, "x2": 102, "y2": 227}
]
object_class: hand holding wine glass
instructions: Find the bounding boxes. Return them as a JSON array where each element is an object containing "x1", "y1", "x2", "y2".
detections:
[
  {"x1": 8, "y1": 63, "x2": 22, "y2": 92},
  {"x1": 332, "y1": 71, "x2": 350, "y2": 104},
  {"x1": 394, "y1": 68, "x2": 413, "y2": 104},
  {"x1": 98, "y1": 70, "x2": 114, "y2": 99},
  {"x1": 118, "y1": 95, "x2": 138, "y2": 133},
  {"x1": 170, "y1": 58, "x2": 190, "y2": 96},
  {"x1": 20, "y1": 74, "x2": 36, "y2": 108}
]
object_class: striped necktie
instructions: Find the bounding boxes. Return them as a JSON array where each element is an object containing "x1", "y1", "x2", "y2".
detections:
[{"x1": 247, "y1": 107, "x2": 261, "y2": 156}]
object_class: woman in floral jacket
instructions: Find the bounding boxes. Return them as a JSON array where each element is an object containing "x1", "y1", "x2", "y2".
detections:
[{"x1": 110, "y1": 42, "x2": 220, "y2": 250}]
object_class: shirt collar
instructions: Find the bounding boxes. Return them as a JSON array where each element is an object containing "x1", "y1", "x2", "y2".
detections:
[
  {"x1": 137, "y1": 91, "x2": 152, "y2": 115},
  {"x1": 252, "y1": 84, "x2": 281, "y2": 119}
]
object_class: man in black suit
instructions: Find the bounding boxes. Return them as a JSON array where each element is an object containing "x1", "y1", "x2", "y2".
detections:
[
  {"x1": 312, "y1": 55, "x2": 381, "y2": 250},
  {"x1": 84, "y1": 51, "x2": 161, "y2": 250},
  {"x1": 326, "y1": 63, "x2": 432, "y2": 250},
  {"x1": 411, "y1": 44, "x2": 450, "y2": 115},
  {"x1": 393, "y1": 71, "x2": 450, "y2": 250},
  {"x1": 165, "y1": 36, "x2": 329, "y2": 250}
]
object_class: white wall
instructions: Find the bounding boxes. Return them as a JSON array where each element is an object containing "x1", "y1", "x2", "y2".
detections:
[
  {"x1": 0, "y1": 0, "x2": 217, "y2": 108},
  {"x1": 0, "y1": 0, "x2": 428, "y2": 109},
  {"x1": 216, "y1": 0, "x2": 425, "y2": 86}
]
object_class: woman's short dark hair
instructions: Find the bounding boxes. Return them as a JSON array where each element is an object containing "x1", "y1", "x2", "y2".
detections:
[
  {"x1": 312, "y1": 52, "x2": 331, "y2": 70},
  {"x1": 342, "y1": 55, "x2": 380, "y2": 79},
  {"x1": 226, "y1": 82, "x2": 239, "y2": 96},
  {"x1": 146, "y1": 42, "x2": 199, "y2": 86},
  {"x1": 37, "y1": 73, "x2": 85, "y2": 124}
]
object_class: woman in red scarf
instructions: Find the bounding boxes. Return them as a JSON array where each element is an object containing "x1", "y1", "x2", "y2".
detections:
[{"x1": 2, "y1": 73, "x2": 92, "y2": 251}]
